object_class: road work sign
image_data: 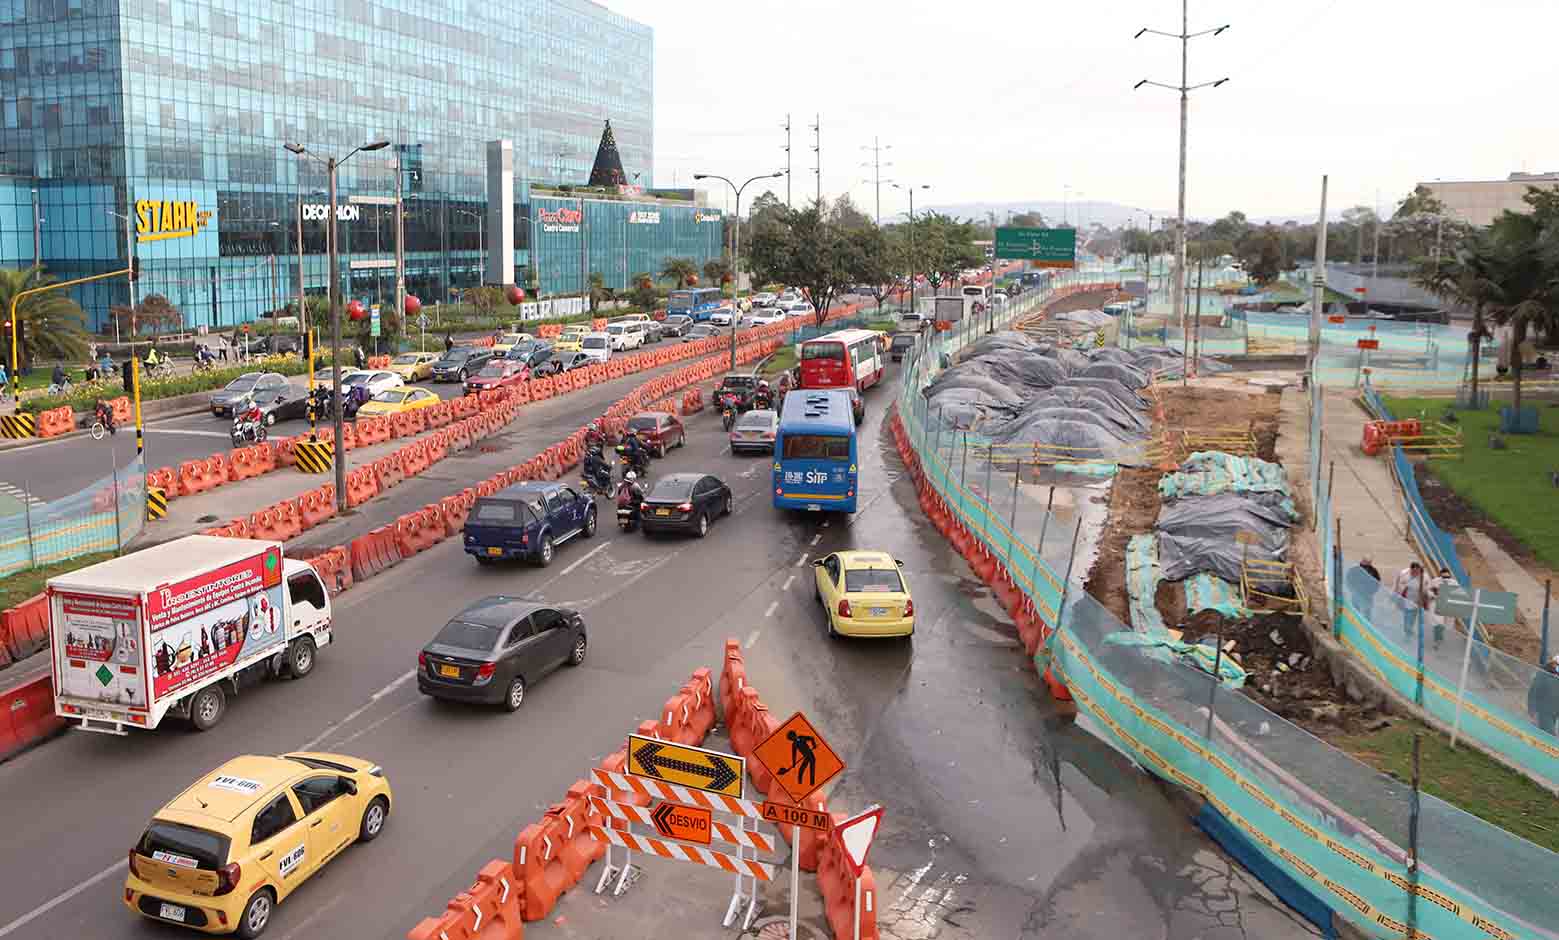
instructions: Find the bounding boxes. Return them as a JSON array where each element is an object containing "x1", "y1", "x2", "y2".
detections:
[
  {"x1": 651, "y1": 802, "x2": 713, "y2": 845},
  {"x1": 752, "y1": 711, "x2": 845, "y2": 802},
  {"x1": 627, "y1": 734, "x2": 745, "y2": 799}
]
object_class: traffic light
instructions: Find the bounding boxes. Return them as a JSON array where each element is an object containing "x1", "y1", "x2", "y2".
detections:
[{"x1": 129, "y1": 256, "x2": 140, "y2": 282}]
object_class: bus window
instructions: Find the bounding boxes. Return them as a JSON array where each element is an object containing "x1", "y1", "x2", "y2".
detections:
[
  {"x1": 801, "y1": 342, "x2": 845, "y2": 361},
  {"x1": 782, "y1": 434, "x2": 851, "y2": 461}
]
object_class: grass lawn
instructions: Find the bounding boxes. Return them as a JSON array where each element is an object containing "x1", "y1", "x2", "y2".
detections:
[
  {"x1": 1335, "y1": 718, "x2": 1559, "y2": 854},
  {"x1": 762, "y1": 346, "x2": 797, "y2": 376},
  {"x1": 0, "y1": 552, "x2": 115, "y2": 611},
  {"x1": 1385, "y1": 395, "x2": 1559, "y2": 567}
]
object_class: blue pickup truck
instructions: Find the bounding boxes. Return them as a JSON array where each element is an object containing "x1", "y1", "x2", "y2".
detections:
[{"x1": 463, "y1": 481, "x2": 598, "y2": 567}]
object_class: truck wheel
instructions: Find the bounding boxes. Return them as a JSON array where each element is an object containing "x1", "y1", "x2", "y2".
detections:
[
  {"x1": 536, "y1": 535, "x2": 554, "y2": 567},
  {"x1": 288, "y1": 636, "x2": 317, "y2": 679},
  {"x1": 190, "y1": 685, "x2": 226, "y2": 732}
]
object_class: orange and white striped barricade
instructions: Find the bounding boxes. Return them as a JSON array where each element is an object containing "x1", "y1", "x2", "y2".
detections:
[{"x1": 588, "y1": 767, "x2": 772, "y2": 930}]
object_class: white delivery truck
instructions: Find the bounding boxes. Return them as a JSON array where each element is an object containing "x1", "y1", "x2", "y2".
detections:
[{"x1": 48, "y1": 535, "x2": 333, "y2": 734}]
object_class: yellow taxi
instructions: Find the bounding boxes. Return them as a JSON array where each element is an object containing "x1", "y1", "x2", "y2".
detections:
[
  {"x1": 387, "y1": 351, "x2": 439, "y2": 381},
  {"x1": 492, "y1": 332, "x2": 533, "y2": 354},
  {"x1": 125, "y1": 753, "x2": 392, "y2": 937},
  {"x1": 813, "y1": 551, "x2": 915, "y2": 638},
  {"x1": 553, "y1": 328, "x2": 589, "y2": 353},
  {"x1": 354, "y1": 387, "x2": 441, "y2": 417}
]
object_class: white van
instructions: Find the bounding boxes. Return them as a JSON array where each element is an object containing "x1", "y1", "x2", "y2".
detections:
[
  {"x1": 580, "y1": 331, "x2": 613, "y2": 363},
  {"x1": 49, "y1": 536, "x2": 333, "y2": 734}
]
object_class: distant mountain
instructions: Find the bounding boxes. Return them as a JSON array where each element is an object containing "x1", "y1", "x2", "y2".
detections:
[{"x1": 918, "y1": 200, "x2": 1318, "y2": 229}]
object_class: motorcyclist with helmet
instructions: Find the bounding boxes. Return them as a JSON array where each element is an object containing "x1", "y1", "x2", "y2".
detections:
[
  {"x1": 582, "y1": 442, "x2": 614, "y2": 495},
  {"x1": 618, "y1": 428, "x2": 652, "y2": 478},
  {"x1": 615, "y1": 470, "x2": 645, "y2": 531},
  {"x1": 753, "y1": 379, "x2": 774, "y2": 411}
]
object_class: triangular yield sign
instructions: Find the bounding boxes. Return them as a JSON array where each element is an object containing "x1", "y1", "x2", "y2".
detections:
[{"x1": 834, "y1": 805, "x2": 883, "y2": 876}]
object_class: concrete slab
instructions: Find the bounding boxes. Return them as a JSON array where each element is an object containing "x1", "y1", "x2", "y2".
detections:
[
  {"x1": 1315, "y1": 389, "x2": 1419, "y2": 581},
  {"x1": 1464, "y1": 528, "x2": 1551, "y2": 635}
]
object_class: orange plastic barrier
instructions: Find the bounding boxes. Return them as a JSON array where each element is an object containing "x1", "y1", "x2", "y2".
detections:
[
  {"x1": 108, "y1": 396, "x2": 133, "y2": 425},
  {"x1": 537, "y1": 323, "x2": 562, "y2": 338},
  {"x1": 514, "y1": 819, "x2": 572, "y2": 921},
  {"x1": 345, "y1": 466, "x2": 380, "y2": 508},
  {"x1": 306, "y1": 546, "x2": 354, "y2": 596},
  {"x1": 590, "y1": 318, "x2": 606, "y2": 330},
  {"x1": 146, "y1": 466, "x2": 181, "y2": 498},
  {"x1": 367, "y1": 355, "x2": 392, "y2": 369},
  {"x1": 349, "y1": 525, "x2": 403, "y2": 581},
  {"x1": 0, "y1": 594, "x2": 49, "y2": 662},
  {"x1": 0, "y1": 676, "x2": 66, "y2": 762},
  {"x1": 35, "y1": 406, "x2": 74, "y2": 438},
  {"x1": 720, "y1": 639, "x2": 748, "y2": 728},
  {"x1": 374, "y1": 453, "x2": 405, "y2": 491},
  {"x1": 406, "y1": 859, "x2": 523, "y2": 940}
]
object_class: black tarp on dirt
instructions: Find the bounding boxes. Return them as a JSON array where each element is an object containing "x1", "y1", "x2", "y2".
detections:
[
  {"x1": 1156, "y1": 493, "x2": 1291, "y2": 585},
  {"x1": 1078, "y1": 360, "x2": 1150, "y2": 389},
  {"x1": 1018, "y1": 387, "x2": 1152, "y2": 432}
]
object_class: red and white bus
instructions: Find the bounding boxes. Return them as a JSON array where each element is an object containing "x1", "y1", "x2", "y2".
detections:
[{"x1": 798, "y1": 329, "x2": 885, "y2": 392}]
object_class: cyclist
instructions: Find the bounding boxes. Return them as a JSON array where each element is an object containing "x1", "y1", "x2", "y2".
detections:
[{"x1": 93, "y1": 399, "x2": 117, "y2": 436}]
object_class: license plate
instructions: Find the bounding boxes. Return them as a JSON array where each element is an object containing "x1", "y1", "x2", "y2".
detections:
[
  {"x1": 806, "y1": 504, "x2": 822, "y2": 512},
  {"x1": 870, "y1": 607, "x2": 889, "y2": 617},
  {"x1": 656, "y1": 508, "x2": 671, "y2": 516},
  {"x1": 85, "y1": 707, "x2": 118, "y2": 720},
  {"x1": 486, "y1": 547, "x2": 503, "y2": 556},
  {"x1": 438, "y1": 664, "x2": 460, "y2": 678},
  {"x1": 159, "y1": 903, "x2": 186, "y2": 923}
]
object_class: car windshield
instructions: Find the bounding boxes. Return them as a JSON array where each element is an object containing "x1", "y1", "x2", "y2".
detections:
[
  {"x1": 433, "y1": 620, "x2": 504, "y2": 653},
  {"x1": 139, "y1": 821, "x2": 230, "y2": 871},
  {"x1": 721, "y1": 376, "x2": 756, "y2": 389},
  {"x1": 370, "y1": 390, "x2": 407, "y2": 403},
  {"x1": 627, "y1": 416, "x2": 661, "y2": 432},
  {"x1": 345, "y1": 373, "x2": 377, "y2": 386},
  {"x1": 607, "y1": 325, "x2": 624, "y2": 334},
  {"x1": 583, "y1": 337, "x2": 606, "y2": 348},
  {"x1": 845, "y1": 567, "x2": 904, "y2": 593},
  {"x1": 648, "y1": 479, "x2": 694, "y2": 501},
  {"x1": 499, "y1": 334, "x2": 523, "y2": 344},
  {"x1": 438, "y1": 350, "x2": 469, "y2": 364},
  {"x1": 224, "y1": 375, "x2": 260, "y2": 392},
  {"x1": 892, "y1": 336, "x2": 916, "y2": 348},
  {"x1": 477, "y1": 362, "x2": 509, "y2": 377},
  {"x1": 736, "y1": 412, "x2": 774, "y2": 430},
  {"x1": 392, "y1": 354, "x2": 420, "y2": 364}
]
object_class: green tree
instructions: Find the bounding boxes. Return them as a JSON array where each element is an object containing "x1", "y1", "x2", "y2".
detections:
[
  {"x1": 0, "y1": 266, "x2": 91, "y2": 366},
  {"x1": 828, "y1": 194, "x2": 873, "y2": 231},
  {"x1": 747, "y1": 202, "x2": 891, "y2": 329},
  {"x1": 1479, "y1": 188, "x2": 1559, "y2": 414},
  {"x1": 1234, "y1": 227, "x2": 1284, "y2": 284},
  {"x1": 110, "y1": 293, "x2": 182, "y2": 338},
  {"x1": 1394, "y1": 184, "x2": 1445, "y2": 219},
  {"x1": 660, "y1": 257, "x2": 698, "y2": 289},
  {"x1": 587, "y1": 272, "x2": 611, "y2": 313},
  {"x1": 1417, "y1": 238, "x2": 1499, "y2": 406},
  {"x1": 702, "y1": 256, "x2": 733, "y2": 291},
  {"x1": 627, "y1": 272, "x2": 658, "y2": 311}
]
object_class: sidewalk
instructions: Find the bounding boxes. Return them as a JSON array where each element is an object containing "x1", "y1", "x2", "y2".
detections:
[{"x1": 1307, "y1": 388, "x2": 1419, "y2": 583}]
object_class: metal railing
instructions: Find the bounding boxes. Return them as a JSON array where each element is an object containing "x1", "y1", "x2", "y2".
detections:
[{"x1": 0, "y1": 454, "x2": 145, "y2": 580}]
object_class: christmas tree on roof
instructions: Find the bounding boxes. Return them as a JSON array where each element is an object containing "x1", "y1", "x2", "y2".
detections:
[{"x1": 587, "y1": 120, "x2": 628, "y2": 188}]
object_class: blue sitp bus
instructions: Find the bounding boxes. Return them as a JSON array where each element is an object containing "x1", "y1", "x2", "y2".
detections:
[
  {"x1": 667, "y1": 287, "x2": 724, "y2": 321},
  {"x1": 773, "y1": 390, "x2": 858, "y2": 513}
]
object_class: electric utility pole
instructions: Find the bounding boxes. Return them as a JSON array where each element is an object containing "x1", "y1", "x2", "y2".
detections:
[
  {"x1": 861, "y1": 138, "x2": 891, "y2": 224},
  {"x1": 1134, "y1": 1, "x2": 1230, "y2": 336},
  {"x1": 810, "y1": 114, "x2": 821, "y2": 206}
]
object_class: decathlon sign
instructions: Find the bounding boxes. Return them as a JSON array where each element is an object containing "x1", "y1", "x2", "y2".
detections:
[
  {"x1": 628, "y1": 210, "x2": 661, "y2": 225},
  {"x1": 302, "y1": 203, "x2": 361, "y2": 222},
  {"x1": 538, "y1": 206, "x2": 582, "y2": 233}
]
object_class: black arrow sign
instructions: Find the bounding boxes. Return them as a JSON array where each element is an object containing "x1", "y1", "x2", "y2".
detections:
[
  {"x1": 634, "y1": 740, "x2": 739, "y2": 794},
  {"x1": 651, "y1": 803, "x2": 676, "y2": 837}
]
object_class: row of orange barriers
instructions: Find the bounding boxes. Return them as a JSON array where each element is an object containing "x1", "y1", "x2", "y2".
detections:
[
  {"x1": 888, "y1": 409, "x2": 1071, "y2": 702},
  {"x1": 0, "y1": 675, "x2": 65, "y2": 764},
  {"x1": 408, "y1": 665, "x2": 716, "y2": 937},
  {"x1": 34, "y1": 405, "x2": 74, "y2": 438},
  {"x1": 366, "y1": 355, "x2": 392, "y2": 369}
]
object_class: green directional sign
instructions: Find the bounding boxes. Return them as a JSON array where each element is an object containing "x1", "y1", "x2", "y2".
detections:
[{"x1": 994, "y1": 227, "x2": 1076, "y2": 268}]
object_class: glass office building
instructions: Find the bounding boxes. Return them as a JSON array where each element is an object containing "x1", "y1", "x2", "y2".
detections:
[{"x1": 1, "y1": 0, "x2": 719, "y2": 330}]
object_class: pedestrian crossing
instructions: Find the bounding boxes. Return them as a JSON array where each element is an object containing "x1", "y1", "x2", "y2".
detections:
[{"x1": 0, "y1": 480, "x2": 45, "y2": 511}]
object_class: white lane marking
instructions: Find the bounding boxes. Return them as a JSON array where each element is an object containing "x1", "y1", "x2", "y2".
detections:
[
  {"x1": 745, "y1": 629, "x2": 761, "y2": 648},
  {"x1": 144, "y1": 428, "x2": 234, "y2": 438},
  {"x1": 763, "y1": 601, "x2": 778, "y2": 618},
  {"x1": 809, "y1": 533, "x2": 822, "y2": 547},
  {"x1": 0, "y1": 860, "x2": 121, "y2": 938},
  {"x1": 579, "y1": 551, "x2": 680, "y2": 610},
  {"x1": 301, "y1": 669, "x2": 416, "y2": 750},
  {"x1": 560, "y1": 540, "x2": 611, "y2": 576},
  {"x1": 328, "y1": 699, "x2": 423, "y2": 749},
  {"x1": 782, "y1": 574, "x2": 796, "y2": 591},
  {"x1": 739, "y1": 466, "x2": 757, "y2": 479},
  {"x1": 795, "y1": 552, "x2": 809, "y2": 567}
]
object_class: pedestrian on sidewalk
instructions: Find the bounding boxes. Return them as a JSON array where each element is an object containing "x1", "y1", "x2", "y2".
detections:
[
  {"x1": 444, "y1": 333, "x2": 455, "y2": 353},
  {"x1": 1357, "y1": 556, "x2": 1381, "y2": 584},
  {"x1": 1394, "y1": 561, "x2": 1429, "y2": 641},
  {"x1": 1528, "y1": 657, "x2": 1559, "y2": 736},
  {"x1": 1427, "y1": 567, "x2": 1455, "y2": 649}
]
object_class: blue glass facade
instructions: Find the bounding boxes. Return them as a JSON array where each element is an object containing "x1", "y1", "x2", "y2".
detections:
[{"x1": 0, "y1": 0, "x2": 714, "y2": 330}]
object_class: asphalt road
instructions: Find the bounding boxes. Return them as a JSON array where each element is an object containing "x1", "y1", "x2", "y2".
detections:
[{"x1": 0, "y1": 358, "x2": 1320, "y2": 940}]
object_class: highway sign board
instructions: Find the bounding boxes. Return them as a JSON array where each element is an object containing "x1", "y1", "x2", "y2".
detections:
[
  {"x1": 1435, "y1": 586, "x2": 1517, "y2": 624},
  {"x1": 761, "y1": 801, "x2": 832, "y2": 833},
  {"x1": 994, "y1": 227, "x2": 1075, "y2": 268},
  {"x1": 752, "y1": 711, "x2": 845, "y2": 802},
  {"x1": 650, "y1": 802, "x2": 713, "y2": 845},
  {"x1": 627, "y1": 734, "x2": 745, "y2": 798},
  {"x1": 833, "y1": 805, "x2": 884, "y2": 876},
  {"x1": 370, "y1": 307, "x2": 381, "y2": 338}
]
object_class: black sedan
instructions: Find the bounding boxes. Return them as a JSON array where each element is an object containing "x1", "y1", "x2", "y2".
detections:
[
  {"x1": 430, "y1": 347, "x2": 495, "y2": 383},
  {"x1": 639, "y1": 472, "x2": 733, "y2": 538},
  {"x1": 210, "y1": 371, "x2": 290, "y2": 419},
  {"x1": 418, "y1": 597, "x2": 587, "y2": 711}
]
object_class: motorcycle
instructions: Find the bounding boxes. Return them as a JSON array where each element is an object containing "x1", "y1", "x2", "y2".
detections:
[
  {"x1": 231, "y1": 411, "x2": 268, "y2": 446},
  {"x1": 580, "y1": 454, "x2": 614, "y2": 497},
  {"x1": 721, "y1": 405, "x2": 737, "y2": 432},
  {"x1": 615, "y1": 479, "x2": 644, "y2": 532},
  {"x1": 615, "y1": 442, "x2": 651, "y2": 479}
]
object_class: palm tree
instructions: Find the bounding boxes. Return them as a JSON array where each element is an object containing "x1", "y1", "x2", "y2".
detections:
[
  {"x1": 1481, "y1": 210, "x2": 1559, "y2": 418},
  {"x1": 1416, "y1": 239, "x2": 1498, "y2": 407},
  {"x1": 0, "y1": 266, "x2": 92, "y2": 368},
  {"x1": 660, "y1": 258, "x2": 698, "y2": 290},
  {"x1": 702, "y1": 257, "x2": 733, "y2": 292}
]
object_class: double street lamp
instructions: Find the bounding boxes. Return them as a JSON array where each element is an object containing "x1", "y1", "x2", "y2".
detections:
[
  {"x1": 893, "y1": 183, "x2": 930, "y2": 304},
  {"x1": 283, "y1": 138, "x2": 389, "y2": 514},
  {"x1": 692, "y1": 171, "x2": 784, "y2": 370}
]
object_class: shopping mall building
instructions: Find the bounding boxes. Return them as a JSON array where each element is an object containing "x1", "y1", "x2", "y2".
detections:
[{"x1": 0, "y1": 0, "x2": 722, "y2": 331}]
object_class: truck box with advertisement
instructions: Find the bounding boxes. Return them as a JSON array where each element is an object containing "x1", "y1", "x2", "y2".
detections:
[
  {"x1": 933, "y1": 295, "x2": 966, "y2": 325},
  {"x1": 47, "y1": 535, "x2": 333, "y2": 735}
]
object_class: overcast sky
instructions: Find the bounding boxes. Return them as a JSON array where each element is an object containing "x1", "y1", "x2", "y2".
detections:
[{"x1": 609, "y1": 0, "x2": 1559, "y2": 223}]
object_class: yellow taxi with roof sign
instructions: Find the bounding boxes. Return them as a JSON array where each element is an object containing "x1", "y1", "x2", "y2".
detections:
[
  {"x1": 553, "y1": 327, "x2": 589, "y2": 353},
  {"x1": 125, "y1": 752, "x2": 391, "y2": 937},
  {"x1": 812, "y1": 550, "x2": 915, "y2": 638}
]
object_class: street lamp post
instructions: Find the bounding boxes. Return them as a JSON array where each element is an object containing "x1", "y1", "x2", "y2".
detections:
[
  {"x1": 284, "y1": 138, "x2": 389, "y2": 514},
  {"x1": 893, "y1": 183, "x2": 929, "y2": 307},
  {"x1": 1134, "y1": 4, "x2": 1229, "y2": 337},
  {"x1": 105, "y1": 209, "x2": 136, "y2": 345},
  {"x1": 693, "y1": 171, "x2": 784, "y2": 371},
  {"x1": 455, "y1": 208, "x2": 484, "y2": 283}
]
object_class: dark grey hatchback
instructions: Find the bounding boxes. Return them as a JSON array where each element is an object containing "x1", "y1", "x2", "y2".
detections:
[{"x1": 418, "y1": 597, "x2": 587, "y2": 711}]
